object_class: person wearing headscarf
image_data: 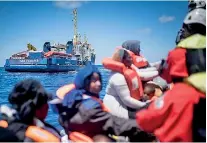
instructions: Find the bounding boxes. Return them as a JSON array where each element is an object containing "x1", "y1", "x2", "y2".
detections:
[
  {"x1": 0, "y1": 79, "x2": 61, "y2": 142},
  {"x1": 136, "y1": 7, "x2": 206, "y2": 142},
  {"x1": 103, "y1": 48, "x2": 148, "y2": 119},
  {"x1": 50, "y1": 63, "x2": 155, "y2": 142},
  {"x1": 122, "y1": 40, "x2": 163, "y2": 81}
]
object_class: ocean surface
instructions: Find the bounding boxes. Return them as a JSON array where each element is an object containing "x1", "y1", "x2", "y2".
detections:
[{"x1": 0, "y1": 65, "x2": 110, "y2": 130}]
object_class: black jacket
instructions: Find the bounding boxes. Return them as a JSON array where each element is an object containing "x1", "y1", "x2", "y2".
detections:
[{"x1": 59, "y1": 97, "x2": 155, "y2": 142}]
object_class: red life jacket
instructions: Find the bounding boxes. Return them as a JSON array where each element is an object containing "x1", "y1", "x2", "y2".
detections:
[{"x1": 127, "y1": 50, "x2": 148, "y2": 68}]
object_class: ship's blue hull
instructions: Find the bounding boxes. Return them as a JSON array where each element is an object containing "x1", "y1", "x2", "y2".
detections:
[
  {"x1": 4, "y1": 57, "x2": 92, "y2": 72},
  {"x1": 4, "y1": 65, "x2": 83, "y2": 72}
]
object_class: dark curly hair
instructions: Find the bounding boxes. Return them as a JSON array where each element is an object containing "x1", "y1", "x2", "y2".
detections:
[{"x1": 8, "y1": 78, "x2": 52, "y2": 124}]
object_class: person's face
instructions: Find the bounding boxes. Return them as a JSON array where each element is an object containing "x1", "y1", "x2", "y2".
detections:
[
  {"x1": 123, "y1": 52, "x2": 133, "y2": 67},
  {"x1": 89, "y1": 73, "x2": 102, "y2": 95},
  {"x1": 143, "y1": 86, "x2": 155, "y2": 99},
  {"x1": 143, "y1": 84, "x2": 163, "y2": 99}
]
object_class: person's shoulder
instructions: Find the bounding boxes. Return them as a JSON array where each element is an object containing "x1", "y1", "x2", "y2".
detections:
[
  {"x1": 110, "y1": 72, "x2": 125, "y2": 80},
  {"x1": 82, "y1": 98, "x2": 102, "y2": 110},
  {"x1": 109, "y1": 73, "x2": 126, "y2": 86}
]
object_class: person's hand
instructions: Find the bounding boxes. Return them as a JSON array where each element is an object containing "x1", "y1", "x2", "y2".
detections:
[
  {"x1": 145, "y1": 100, "x2": 151, "y2": 104},
  {"x1": 141, "y1": 95, "x2": 149, "y2": 102},
  {"x1": 158, "y1": 58, "x2": 166, "y2": 75}
]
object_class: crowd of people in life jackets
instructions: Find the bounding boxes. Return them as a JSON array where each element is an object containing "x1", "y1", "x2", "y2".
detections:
[{"x1": 0, "y1": 0, "x2": 206, "y2": 142}]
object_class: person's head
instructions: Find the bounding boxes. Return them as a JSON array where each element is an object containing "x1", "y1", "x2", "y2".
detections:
[
  {"x1": 188, "y1": 0, "x2": 206, "y2": 12},
  {"x1": 144, "y1": 77, "x2": 168, "y2": 98},
  {"x1": 112, "y1": 48, "x2": 132, "y2": 68},
  {"x1": 74, "y1": 64, "x2": 102, "y2": 96},
  {"x1": 122, "y1": 49, "x2": 133, "y2": 67},
  {"x1": 8, "y1": 79, "x2": 51, "y2": 123},
  {"x1": 144, "y1": 84, "x2": 161, "y2": 99},
  {"x1": 86, "y1": 72, "x2": 102, "y2": 95},
  {"x1": 163, "y1": 8, "x2": 206, "y2": 83},
  {"x1": 122, "y1": 40, "x2": 141, "y2": 56},
  {"x1": 175, "y1": 8, "x2": 206, "y2": 45}
]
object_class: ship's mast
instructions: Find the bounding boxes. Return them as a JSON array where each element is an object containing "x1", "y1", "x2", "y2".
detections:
[
  {"x1": 84, "y1": 33, "x2": 88, "y2": 44},
  {"x1": 73, "y1": 8, "x2": 78, "y2": 45}
]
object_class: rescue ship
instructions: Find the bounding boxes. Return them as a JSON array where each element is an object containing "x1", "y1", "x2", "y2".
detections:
[{"x1": 4, "y1": 8, "x2": 96, "y2": 72}]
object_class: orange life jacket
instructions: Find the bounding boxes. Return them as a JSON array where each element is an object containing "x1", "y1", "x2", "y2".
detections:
[
  {"x1": 127, "y1": 50, "x2": 148, "y2": 68},
  {"x1": 0, "y1": 120, "x2": 60, "y2": 142},
  {"x1": 25, "y1": 126, "x2": 60, "y2": 142},
  {"x1": 102, "y1": 57, "x2": 143, "y2": 100},
  {"x1": 0, "y1": 120, "x2": 8, "y2": 128},
  {"x1": 69, "y1": 132, "x2": 93, "y2": 142},
  {"x1": 56, "y1": 84, "x2": 110, "y2": 112}
]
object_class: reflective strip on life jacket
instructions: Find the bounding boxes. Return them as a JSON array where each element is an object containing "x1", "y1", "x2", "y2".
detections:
[
  {"x1": 102, "y1": 57, "x2": 142, "y2": 100},
  {"x1": 0, "y1": 120, "x2": 8, "y2": 128},
  {"x1": 25, "y1": 126, "x2": 60, "y2": 142},
  {"x1": 69, "y1": 132, "x2": 93, "y2": 142}
]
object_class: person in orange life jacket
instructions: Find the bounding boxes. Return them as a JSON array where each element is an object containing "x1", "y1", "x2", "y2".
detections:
[
  {"x1": 49, "y1": 63, "x2": 155, "y2": 142},
  {"x1": 0, "y1": 79, "x2": 61, "y2": 142},
  {"x1": 122, "y1": 40, "x2": 149, "y2": 69},
  {"x1": 136, "y1": 8, "x2": 206, "y2": 142},
  {"x1": 103, "y1": 48, "x2": 150, "y2": 119},
  {"x1": 122, "y1": 40, "x2": 163, "y2": 82},
  {"x1": 142, "y1": 76, "x2": 169, "y2": 101}
]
